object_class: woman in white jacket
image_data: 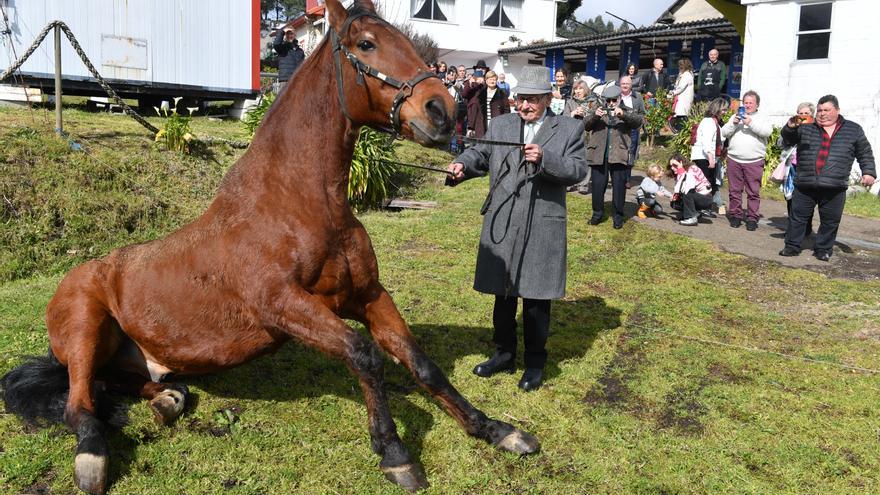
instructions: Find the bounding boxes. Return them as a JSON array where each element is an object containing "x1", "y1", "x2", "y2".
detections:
[
  {"x1": 720, "y1": 90, "x2": 774, "y2": 230},
  {"x1": 669, "y1": 59, "x2": 694, "y2": 132},
  {"x1": 689, "y1": 98, "x2": 729, "y2": 214}
]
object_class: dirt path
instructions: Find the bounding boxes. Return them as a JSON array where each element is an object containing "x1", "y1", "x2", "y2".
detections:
[{"x1": 580, "y1": 173, "x2": 880, "y2": 281}]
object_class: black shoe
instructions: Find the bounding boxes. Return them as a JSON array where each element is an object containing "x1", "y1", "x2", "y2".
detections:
[
  {"x1": 814, "y1": 250, "x2": 832, "y2": 262},
  {"x1": 517, "y1": 368, "x2": 543, "y2": 392},
  {"x1": 728, "y1": 217, "x2": 742, "y2": 228},
  {"x1": 473, "y1": 352, "x2": 515, "y2": 378},
  {"x1": 588, "y1": 215, "x2": 602, "y2": 226},
  {"x1": 613, "y1": 219, "x2": 624, "y2": 229},
  {"x1": 699, "y1": 209, "x2": 717, "y2": 219},
  {"x1": 745, "y1": 220, "x2": 758, "y2": 231},
  {"x1": 779, "y1": 247, "x2": 801, "y2": 257}
]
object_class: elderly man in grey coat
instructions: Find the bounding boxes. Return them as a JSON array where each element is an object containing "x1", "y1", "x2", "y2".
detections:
[{"x1": 447, "y1": 66, "x2": 587, "y2": 391}]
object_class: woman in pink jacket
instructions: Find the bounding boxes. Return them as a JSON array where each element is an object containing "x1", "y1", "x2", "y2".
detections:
[{"x1": 667, "y1": 154, "x2": 713, "y2": 226}]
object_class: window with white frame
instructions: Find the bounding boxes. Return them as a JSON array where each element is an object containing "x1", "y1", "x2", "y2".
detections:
[
  {"x1": 481, "y1": 0, "x2": 522, "y2": 29},
  {"x1": 796, "y1": 3, "x2": 832, "y2": 60},
  {"x1": 412, "y1": 0, "x2": 454, "y2": 22}
]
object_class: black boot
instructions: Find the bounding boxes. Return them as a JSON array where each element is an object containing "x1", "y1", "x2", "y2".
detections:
[
  {"x1": 517, "y1": 368, "x2": 543, "y2": 391},
  {"x1": 473, "y1": 352, "x2": 515, "y2": 378}
]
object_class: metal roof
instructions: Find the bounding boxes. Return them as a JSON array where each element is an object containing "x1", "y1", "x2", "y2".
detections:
[{"x1": 498, "y1": 17, "x2": 739, "y2": 57}]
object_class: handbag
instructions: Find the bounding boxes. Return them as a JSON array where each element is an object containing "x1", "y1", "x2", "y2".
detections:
[{"x1": 769, "y1": 148, "x2": 795, "y2": 184}]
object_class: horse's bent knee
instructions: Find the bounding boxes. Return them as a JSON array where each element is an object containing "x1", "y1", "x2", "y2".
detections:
[
  {"x1": 411, "y1": 354, "x2": 450, "y2": 391},
  {"x1": 348, "y1": 337, "x2": 383, "y2": 377}
]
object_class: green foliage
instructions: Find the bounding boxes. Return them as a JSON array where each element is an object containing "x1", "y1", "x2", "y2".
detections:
[
  {"x1": 154, "y1": 97, "x2": 195, "y2": 154},
  {"x1": 668, "y1": 102, "x2": 735, "y2": 159},
  {"x1": 761, "y1": 126, "x2": 783, "y2": 187},
  {"x1": 643, "y1": 88, "x2": 673, "y2": 147},
  {"x1": 555, "y1": 0, "x2": 584, "y2": 27},
  {"x1": 668, "y1": 101, "x2": 708, "y2": 158},
  {"x1": 349, "y1": 127, "x2": 396, "y2": 211},
  {"x1": 242, "y1": 91, "x2": 277, "y2": 138}
]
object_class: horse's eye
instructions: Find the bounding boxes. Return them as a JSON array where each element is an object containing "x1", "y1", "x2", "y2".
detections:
[{"x1": 357, "y1": 40, "x2": 375, "y2": 51}]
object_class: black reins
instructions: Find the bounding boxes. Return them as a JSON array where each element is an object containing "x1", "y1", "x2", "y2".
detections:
[{"x1": 329, "y1": 11, "x2": 437, "y2": 137}]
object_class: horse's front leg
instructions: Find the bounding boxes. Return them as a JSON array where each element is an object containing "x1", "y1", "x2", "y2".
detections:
[
  {"x1": 271, "y1": 289, "x2": 428, "y2": 492},
  {"x1": 359, "y1": 287, "x2": 540, "y2": 455}
]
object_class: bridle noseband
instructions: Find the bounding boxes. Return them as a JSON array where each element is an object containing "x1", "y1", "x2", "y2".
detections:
[{"x1": 330, "y1": 11, "x2": 436, "y2": 137}]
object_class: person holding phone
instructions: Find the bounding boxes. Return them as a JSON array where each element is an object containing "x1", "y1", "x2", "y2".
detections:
[
  {"x1": 779, "y1": 95, "x2": 876, "y2": 261},
  {"x1": 721, "y1": 90, "x2": 773, "y2": 230}
]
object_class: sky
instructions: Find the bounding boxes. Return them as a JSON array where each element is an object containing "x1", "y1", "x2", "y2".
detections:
[{"x1": 574, "y1": 0, "x2": 672, "y2": 29}]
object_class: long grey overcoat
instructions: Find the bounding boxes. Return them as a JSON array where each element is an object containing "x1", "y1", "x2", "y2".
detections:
[{"x1": 456, "y1": 111, "x2": 587, "y2": 300}]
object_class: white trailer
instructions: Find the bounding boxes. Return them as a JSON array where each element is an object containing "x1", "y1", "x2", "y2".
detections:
[{"x1": 1, "y1": 0, "x2": 260, "y2": 103}]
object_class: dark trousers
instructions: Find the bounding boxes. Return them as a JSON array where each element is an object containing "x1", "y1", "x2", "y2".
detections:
[
  {"x1": 784, "y1": 186, "x2": 847, "y2": 253},
  {"x1": 590, "y1": 163, "x2": 628, "y2": 221},
  {"x1": 786, "y1": 199, "x2": 814, "y2": 234},
  {"x1": 493, "y1": 296, "x2": 551, "y2": 369},
  {"x1": 693, "y1": 159, "x2": 718, "y2": 197},
  {"x1": 683, "y1": 191, "x2": 714, "y2": 219},
  {"x1": 627, "y1": 128, "x2": 640, "y2": 183}
]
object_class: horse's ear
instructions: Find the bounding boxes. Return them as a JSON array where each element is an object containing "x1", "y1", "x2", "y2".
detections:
[{"x1": 325, "y1": 0, "x2": 348, "y2": 33}]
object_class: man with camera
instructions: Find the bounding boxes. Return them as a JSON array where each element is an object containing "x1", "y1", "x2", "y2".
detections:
[
  {"x1": 272, "y1": 27, "x2": 305, "y2": 92},
  {"x1": 779, "y1": 94, "x2": 875, "y2": 261},
  {"x1": 583, "y1": 84, "x2": 644, "y2": 229},
  {"x1": 446, "y1": 66, "x2": 586, "y2": 392}
]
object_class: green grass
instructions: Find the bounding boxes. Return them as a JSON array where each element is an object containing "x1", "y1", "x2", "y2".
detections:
[{"x1": 2, "y1": 107, "x2": 880, "y2": 494}]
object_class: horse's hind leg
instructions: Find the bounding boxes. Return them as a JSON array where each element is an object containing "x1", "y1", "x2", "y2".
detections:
[
  {"x1": 103, "y1": 338, "x2": 189, "y2": 425},
  {"x1": 47, "y1": 283, "x2": 121, "y2": 495},
  {"x1": 103, "y1": 372, "x2": 189, "y2": 425},
  {"x1": 273, "y1": 290, "x2": 427, "y2": 492},
  {"x1": 360, "y1": 288, "x2": 540, "y2": 455}
]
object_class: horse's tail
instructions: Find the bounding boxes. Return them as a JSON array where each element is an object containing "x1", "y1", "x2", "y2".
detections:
[{"x1": 1, "y1": 351, "x2": 128, "y2": 427}]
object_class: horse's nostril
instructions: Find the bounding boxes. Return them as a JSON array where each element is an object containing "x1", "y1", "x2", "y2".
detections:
[{"x1": 424, "y1": 98, "x2": 449, "y2": 128}]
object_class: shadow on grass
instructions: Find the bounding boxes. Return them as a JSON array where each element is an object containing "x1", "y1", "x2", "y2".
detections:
[{"x1": 177, "y1": 295, "x2": 618, "y2": 472}]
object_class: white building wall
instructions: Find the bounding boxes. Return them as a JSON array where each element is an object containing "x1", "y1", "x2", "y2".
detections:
[
  {"x1": 375, "y1": 0, "x2": 563, "y2": 88},
  {"x1": 741, "y1": 0, "x2": 880, "y2": 164}
]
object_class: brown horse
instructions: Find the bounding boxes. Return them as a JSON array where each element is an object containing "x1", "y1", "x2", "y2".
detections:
[{"x1": 0, "y1": 0, "x2": 539, "y2": 493}]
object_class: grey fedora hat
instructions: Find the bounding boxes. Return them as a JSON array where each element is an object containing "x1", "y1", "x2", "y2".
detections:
[
  {"x1": 601, "y1": 85, "x2": 621, "y2": 99},
  {"x1": 514, "y1": 66, "x2": 552, "y2": 95}
]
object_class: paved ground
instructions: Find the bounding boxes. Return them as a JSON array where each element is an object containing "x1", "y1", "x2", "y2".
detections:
[{"x1": 580, "y1": 172, "x2": 880, "y2": 281}]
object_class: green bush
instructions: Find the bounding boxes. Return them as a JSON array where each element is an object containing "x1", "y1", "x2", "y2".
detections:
[
  {"x1": 243, "y1": 96, "x2": 397, "y2": 210},
  {"x1": 154, "y1": 97, "x2": 195, "y2": 154},
  {"x1": 761, "y1": 126, "x2": 782, "y2": 186},
  {"x1": 242, "y1": 92, "x2": 276, "y2": 138},
  {"x1": 349, "y1": 127, "x2": 396, "y2": 211},
  {"x1": 643, "y1": 88, "x2": 672, "y2": 147}
]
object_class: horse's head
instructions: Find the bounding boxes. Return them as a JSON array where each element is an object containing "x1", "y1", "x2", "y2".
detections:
[{"x1": 325, "y1": 0, "x2": 454, "y2": 146}]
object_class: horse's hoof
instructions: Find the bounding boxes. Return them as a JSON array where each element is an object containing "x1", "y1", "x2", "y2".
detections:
[
  {"x1": 149, "y1": 388, "x2": 186, "y2": 425},
  {"x1": 381, "y1": 463, "x2": 429, "y2": 492},
  {"x1": 75, "y1": 452, "x2": 108, "y2": 495},
  {"x1": 497, "y1": 429, "x2": 541, "y2": 455}
]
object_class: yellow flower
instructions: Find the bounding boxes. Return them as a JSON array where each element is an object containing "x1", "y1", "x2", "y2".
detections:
[
  {"x1": 183, "y1": 132, "x2": 194, "y2": 142},
  {"x1": 154, "y1": 129, "x2": 165, "y2": 142}
]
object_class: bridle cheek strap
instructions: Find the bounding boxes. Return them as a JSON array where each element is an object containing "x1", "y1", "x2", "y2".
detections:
[{"x1": 330, "y1": 13, "x2": 435, "y2": 137}]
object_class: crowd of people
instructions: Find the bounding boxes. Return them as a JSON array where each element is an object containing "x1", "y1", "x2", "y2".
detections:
[{"x1": 441, "y1": 60, "x2": 875, "y2": 393}]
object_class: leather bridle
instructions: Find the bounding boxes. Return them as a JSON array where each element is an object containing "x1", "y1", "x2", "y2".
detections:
[{"x1": 330, "y1": 11, "x2": 436, "y2": 137}]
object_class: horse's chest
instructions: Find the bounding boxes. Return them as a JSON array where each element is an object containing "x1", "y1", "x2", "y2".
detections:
[{"x1": 309, "y1": 252, "x2": 357, "y2": 308}]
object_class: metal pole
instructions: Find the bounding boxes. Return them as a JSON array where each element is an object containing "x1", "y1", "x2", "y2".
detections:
[{"x1": 54, "y1": 25, "x2": 62, "y2": 136}]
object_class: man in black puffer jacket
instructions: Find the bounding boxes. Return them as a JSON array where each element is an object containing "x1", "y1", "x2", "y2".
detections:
[
  {"x1": 779, "y1": 94, "x2": 876, "y2": 261},
  {"x1": 273, "y1": 28, "x2": 305, "y2": 92}
]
